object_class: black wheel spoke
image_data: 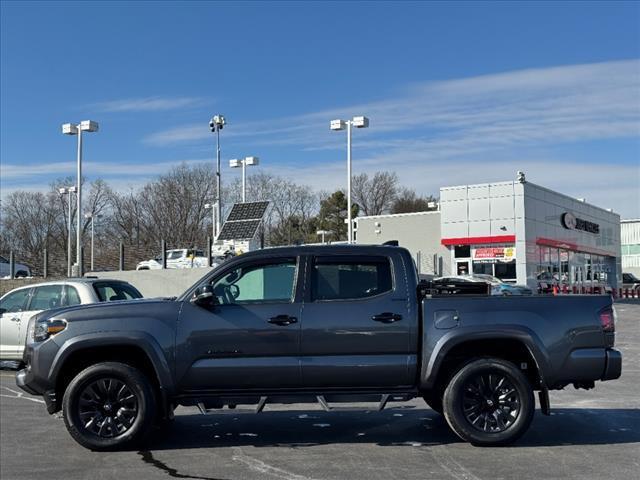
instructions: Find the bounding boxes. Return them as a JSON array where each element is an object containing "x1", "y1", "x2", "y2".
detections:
[
  {"x1": 462, "y1": 370, "x2": 521, "y2": 433},
  {"x1": 78, "y1": 377, "x2": 138, "y2": 439}
]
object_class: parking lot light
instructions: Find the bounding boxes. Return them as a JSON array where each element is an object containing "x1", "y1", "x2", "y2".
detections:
[
  {"x1": 62, "y1": 120, "x2": 99, "y2": 276},
  {"x1": 84, "y1": 212, "x2": 103, "y2": 272},
  {"x1": 209, "y1": 115, "x2": 226, "y2": 240},
  {"x1": 229, "y1": 156, "x2": 260, "y2": 203},
  {"x1": 59, "y1": 186, "x2": 76, "y2": 277},
  {"x1": 330, "y1": 116, "x2": 369, "y2": 244}
]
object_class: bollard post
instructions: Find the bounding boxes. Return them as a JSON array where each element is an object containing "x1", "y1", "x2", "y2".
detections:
[
  {"x1": 161, "y1": 240, "x2": 167, "y2": 269},
  {"x1": 9, "y1": 251, "x2": 15, "y2": 279},
  {"x1": 207, "y1": 236, "x2": 213, "y2": 266},
  {"x1": 43, "y1": 248, "x2": 48, "y2": 278},
  {"x1": 119, "y1": 242, "x2": 125, "y2": 271}
]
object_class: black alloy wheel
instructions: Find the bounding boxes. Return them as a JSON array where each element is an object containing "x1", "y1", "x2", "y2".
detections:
[
  {"x1": 78, "y1": 378, "x2": 139, "y2": 438},
  {"x1": 462, "y1": 372, "x2": 520, "y2": 433},
  {"x1": 62, "y1": 362, "x2": 156, "y2": 450},
  {"x1": 442, "y1": 358, "x2": 535, "y2": 446}
]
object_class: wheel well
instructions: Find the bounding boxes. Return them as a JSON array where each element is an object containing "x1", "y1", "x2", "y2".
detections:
[
  {"x1": 432, "y1": 339, "x2": 543, "y2": 393},
  {"x1": 55, "y1": 345, "x2": 162, "y2": 411}
]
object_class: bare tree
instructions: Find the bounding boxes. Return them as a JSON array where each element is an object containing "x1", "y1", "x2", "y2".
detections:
[
  {"x1": 352, "y1": 171, "x2": 399, "y2": 216},
  {"x1": 391, "y1": 188, "x2": 438, "y2": 214}
]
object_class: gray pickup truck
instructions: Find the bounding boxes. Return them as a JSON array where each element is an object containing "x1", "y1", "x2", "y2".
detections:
[{"x1": 17, "y1": 245, "x2": 621, "y2": 450}]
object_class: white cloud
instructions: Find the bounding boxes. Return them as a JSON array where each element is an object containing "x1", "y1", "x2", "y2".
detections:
[
  {"x1": 92, "y1": 96, "x2": 204, "y2": 112},
  {"x1": 143, "y1": 59, "x2": 640, "y2": 152}
]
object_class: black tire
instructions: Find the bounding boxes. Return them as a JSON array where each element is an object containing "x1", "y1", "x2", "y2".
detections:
[
  {"x1": 15, "y1": 270, "x2": 28, "y2": 278},
  {"x1": 62, "y1": 362, "x2": 157, "y2": 451},
  {"x1": 442, "y1": 358, "x2": 534, "y2": 446},
  {"x1": 422, "y1": 391, "x2": 443, "y2": 414}
]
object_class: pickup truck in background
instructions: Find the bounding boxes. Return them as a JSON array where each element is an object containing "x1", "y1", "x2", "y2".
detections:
[
  {"x1": 136, "y1": 248, "x2": 211, "y2": 270},
  {"x1": 16, "y1": 245, "x2": 621, "y2": 450}
]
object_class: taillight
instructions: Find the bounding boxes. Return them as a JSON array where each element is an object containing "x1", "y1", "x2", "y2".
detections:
[{"x1": 599, "y1": 307, "x2": 615, "y2": 333}]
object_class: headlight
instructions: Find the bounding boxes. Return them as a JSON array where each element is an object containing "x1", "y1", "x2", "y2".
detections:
[{"x1": 33, "y1": 318, "x2": 67, "y2": 343}]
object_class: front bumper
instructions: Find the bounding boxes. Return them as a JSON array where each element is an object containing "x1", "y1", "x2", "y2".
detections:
[{"x1": 602, "y1": 348, "x2": 622, "y2": 381}]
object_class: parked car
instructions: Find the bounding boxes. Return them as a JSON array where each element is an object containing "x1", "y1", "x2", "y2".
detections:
[
  {"x1": 0, "y1": 255, "x2": 31, "y2": 278},
  {"x1": 17, "y1": 245, "x2": 621, "y2": 450},
  {"x1": 622, "y1": 272, "x2": 640, "y2": 294},
  {"x1": 136, "y1": 249, "x2": 210, "y2": 270},
  {"x1": 0, "y1": 279, "x2": 142, "y2": 361},
  {"x1": 434, "y1": 274, "x2": 533, "y2": 295}
]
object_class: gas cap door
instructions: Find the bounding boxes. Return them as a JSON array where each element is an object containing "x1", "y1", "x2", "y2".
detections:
[{"x1": 434, "y1": 310, "x2": 460, "y2": 330}]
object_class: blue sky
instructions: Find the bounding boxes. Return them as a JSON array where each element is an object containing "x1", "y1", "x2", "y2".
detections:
[{"x1": 1, "y1": 1, "x2": 639, "y2": 217}]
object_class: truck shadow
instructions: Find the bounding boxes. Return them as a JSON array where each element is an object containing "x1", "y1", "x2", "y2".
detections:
[{"x1": 145, "y1": 406, "x2": 640, "y2": 450}]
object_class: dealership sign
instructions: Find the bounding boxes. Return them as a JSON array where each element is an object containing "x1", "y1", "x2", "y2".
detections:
[
  {"x1": 473, "y1": 247, "x2": 515, "y2": 260},
  {"x1": 561, "y1": 212, "x2": 600, "y2": 234}
]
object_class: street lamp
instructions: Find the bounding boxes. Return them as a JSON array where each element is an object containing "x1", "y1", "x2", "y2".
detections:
[
  {"x1": 59, "y1": 186, "x2": 77, "y2": 277},
  {"x1": 209, "y1": 115, "x2": 226, "y2": 239},
  {"x1": 62, "y1": 120, "x2": 99, "y2": 276},
  {"x1": 330, "y1": 115, "x2": 369, "y2": 244},
  {"x1": 204, "y1": 202, "x2": 218, "y2": 241},
  {"x1": 229, "y1": 156, "x2": 259, "y2": 203},
  {"x1": 84, "y1": 212, "x2": 103, "y2": 272},
  {"x1": 316, "y1": 229, "x2": 332, "y2": 244}
]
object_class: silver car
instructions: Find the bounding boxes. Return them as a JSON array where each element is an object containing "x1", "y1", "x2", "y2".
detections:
[{"x1": 0, "y1": 279, "x2": 142, "y2": 361}]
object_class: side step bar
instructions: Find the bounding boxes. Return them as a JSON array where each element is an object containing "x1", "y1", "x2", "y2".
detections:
[{"x1": 195, "y1": 393, "x2": 413, "y2": 415}]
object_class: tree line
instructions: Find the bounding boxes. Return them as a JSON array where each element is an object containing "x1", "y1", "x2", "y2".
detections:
[{"x1": 0, "y1": 163, "x2": 436, "y2": 275}]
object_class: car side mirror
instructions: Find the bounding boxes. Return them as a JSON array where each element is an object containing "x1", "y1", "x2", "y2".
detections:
[{"x1": 191, "y1": 285, "x2": 219, "y2": 309}]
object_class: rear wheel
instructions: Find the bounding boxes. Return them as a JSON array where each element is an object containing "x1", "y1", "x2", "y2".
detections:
[
  {"x1": 62, "y1": 362, "x2": 156, "y2": 450},
  {"x1": 442, "y1": 358, "x2": 534, "y2": 446}
]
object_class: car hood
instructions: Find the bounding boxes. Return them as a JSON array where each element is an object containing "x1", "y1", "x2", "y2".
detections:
[{"x1": 35, "y1": 297, "x2": 179, "y2": 323}]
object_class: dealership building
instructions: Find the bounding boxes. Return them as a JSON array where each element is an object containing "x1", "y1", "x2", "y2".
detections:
[{"x1": 355, "y1": 175, "x2": 622, "y2": 291}]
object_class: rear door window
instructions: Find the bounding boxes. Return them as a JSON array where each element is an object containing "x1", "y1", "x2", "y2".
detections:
[
  {"x1": 93, "y1": 283, "x2": 143, "y2": 302},
  {"x1": 29, "y1": 285, "x2": 63, "y2": 311},
  {"x1": 311, "y1": 256, "x2": 393, "y2": 301}
]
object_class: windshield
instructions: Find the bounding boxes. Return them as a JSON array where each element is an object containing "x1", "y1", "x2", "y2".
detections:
[
  {"x1": 471, "y1": 274, "x2": 504, "y2": 284},
  {"x1": 167, "y1": 251, "x2": 184, "y2": 260}
]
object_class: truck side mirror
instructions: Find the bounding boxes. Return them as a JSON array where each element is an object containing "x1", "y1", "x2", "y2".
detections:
[{"x1": 191, "y1": 285, "x2": 219, "y2": 309}]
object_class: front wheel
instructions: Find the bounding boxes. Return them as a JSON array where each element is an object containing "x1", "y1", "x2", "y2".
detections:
[
  {"x1": 442, "y1": 358, "x2": 534, "y2": 446},
  {"x1": 62, "y1": 362, "x2": 157, "y2": 450}
]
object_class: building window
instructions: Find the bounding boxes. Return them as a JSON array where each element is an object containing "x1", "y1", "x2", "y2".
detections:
[{"x1": 454, "y1": 245, "x2": 471, "y2": 258}]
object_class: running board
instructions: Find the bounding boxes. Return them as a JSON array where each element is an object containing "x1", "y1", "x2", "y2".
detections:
[{"x1": 194, "y1": 393, "x2": 415, "y2": 415}]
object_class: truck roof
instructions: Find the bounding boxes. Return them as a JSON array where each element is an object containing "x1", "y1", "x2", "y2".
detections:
[{"x1": 238, "y1": 244, "x2": 406, "y2": 259}]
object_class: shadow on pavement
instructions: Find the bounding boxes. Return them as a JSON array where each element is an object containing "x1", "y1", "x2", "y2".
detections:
[{"x1": 144, "y1": 406, "x2": 640, "y2": 451}]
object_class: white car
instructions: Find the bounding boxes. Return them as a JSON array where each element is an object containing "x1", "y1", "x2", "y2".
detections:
[
  {"x1": 0, "y1": 255, "x2": 31, "y2": 278},
  {"x1": 136, "y1": 249, "x2": 211, "y2": 270},
  {"x1": 0, "y1": 279, "x2": 142, "y2": 361}
]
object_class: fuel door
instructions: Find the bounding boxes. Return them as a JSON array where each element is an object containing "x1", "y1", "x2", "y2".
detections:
[{"x1": 434, "y1": 310, "x2": 460, "y2": 330}]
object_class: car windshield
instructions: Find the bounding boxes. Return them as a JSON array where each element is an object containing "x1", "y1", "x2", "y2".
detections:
[
  {"x1": 93, "y1": 282, "x2": 143, "y2": 302},
  {"x1": 626, "y1": 273, "x2": 640, "y2": 282},
  {"x1": 167, "y1": 251, "x2": 184, "y2": 260}
]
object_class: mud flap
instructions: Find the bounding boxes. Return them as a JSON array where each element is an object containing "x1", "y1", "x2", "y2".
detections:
[{"x1": 538, "y1": 388, "x2": 551, "y2": 415}]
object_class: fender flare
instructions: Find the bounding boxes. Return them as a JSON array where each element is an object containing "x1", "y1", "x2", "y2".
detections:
[
  {"x1": 49, "y1": 331, "x2": 174, "y2": 399},
  {"x1": 421, "y1": 326, "x2": 551, "y2": 390}
]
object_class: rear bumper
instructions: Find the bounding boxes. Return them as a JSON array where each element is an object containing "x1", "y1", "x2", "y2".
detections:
[{"x1": 602, "y1": 348, "x2": 622, "y2": 381}]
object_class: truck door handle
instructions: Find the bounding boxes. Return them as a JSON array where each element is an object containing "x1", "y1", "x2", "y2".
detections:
[
  {"x1": 372, "y1": 312, "x2": 403, "y2": 323},
  {"x1": 268, "y1": 315, "x2": 298, "y2": 326},
  {"x1": 10, "y1": 317, "x2": 21, "y2": 323}
]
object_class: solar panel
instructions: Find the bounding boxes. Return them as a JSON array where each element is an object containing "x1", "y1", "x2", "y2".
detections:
[
  {"x1": 217, "y1": 220, "x2": 262, "y2": 240},
  {"x1": 217, "y1": 201, "x2": 270, "y2": 241},
  {"x1": 226, "y1": 201, "x2": 269, "y2": 221}
]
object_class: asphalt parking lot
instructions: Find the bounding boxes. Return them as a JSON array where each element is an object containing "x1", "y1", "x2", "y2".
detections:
[{"x1": 1, "y1": 301, "x2": 639, "y2": 480}]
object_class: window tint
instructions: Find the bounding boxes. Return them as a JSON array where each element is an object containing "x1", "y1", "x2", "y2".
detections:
[
  {"x1": 93, "y1": 283, "x2": 143, "y2": 302},
  {"x1": 312, "y1": 257, "x2": 392, "y2": 301},
  {"x1": 29, "y1": 285, "x2": 63, "y2": 311},
  {"x1": 0, "y1": 288, "x2": 31, "y2": 313},
  {"x1": 64, "y1": 286, "x2": 82, "y2": 306},
  {"x1": 211, "y1": 260, "x2": 296, "y2": 305},
  {"x1": 167, "y1": 251, "x2": 183, "y2": 260}
]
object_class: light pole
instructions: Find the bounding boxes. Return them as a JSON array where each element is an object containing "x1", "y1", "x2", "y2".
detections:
[
  {"x1": 59, "y1": 186, "x2": 77, "y2": 277},
  {"x1": 204, "y1": 202, "x2": 218, "y2": 241},
  {"x1": 62, "y1": 120, "x2": 99, "y2": 276},
  {"x1": 316, "y1": 229, "x2": 332, "y2": 244},
  {"x1": 209, "y1": 115, "x2": 226, "y2": 239},
  {"x1": 84, "y1": 213, "x2": 103, "y2": 272},
  {"x1": 330, "y1": 116, "x2": 369, "y2": 244},
  {"x1": 229, "y1": 156, "x2": 260, "y2": 203}
]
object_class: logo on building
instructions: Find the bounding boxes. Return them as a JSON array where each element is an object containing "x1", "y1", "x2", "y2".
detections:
[{"x1": 561, "y1": 212, "x2": 599, "y2": 234}]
